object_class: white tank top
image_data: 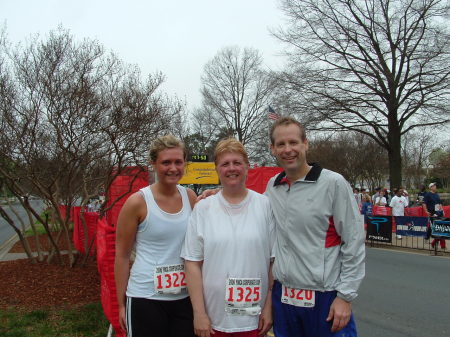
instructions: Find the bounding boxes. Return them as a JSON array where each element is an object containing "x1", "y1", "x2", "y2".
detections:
[{"x1": 126, "y1": 185, "x2": 191, "y2": 300}]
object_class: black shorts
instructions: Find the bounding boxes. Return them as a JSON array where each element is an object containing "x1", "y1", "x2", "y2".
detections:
[{"x1": 126, "y1": 296, "x2": 195, "y2": 337}]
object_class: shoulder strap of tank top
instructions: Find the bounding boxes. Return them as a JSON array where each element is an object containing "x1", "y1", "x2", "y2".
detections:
[
  {"x1": 176, "y1": 185, "x2": 190, "y2": 211},
  {"x1": 139, "y1": 186, "x2": 154, "y2": 210}
]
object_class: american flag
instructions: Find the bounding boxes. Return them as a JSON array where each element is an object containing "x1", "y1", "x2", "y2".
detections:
[{"x1": 268, "y1": 106, "x2": 279, "y2": 120}]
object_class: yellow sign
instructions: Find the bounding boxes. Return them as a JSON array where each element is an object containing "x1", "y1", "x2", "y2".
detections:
[{"x1": 178, "y1": 162, "x2": 219, "y2": 185}]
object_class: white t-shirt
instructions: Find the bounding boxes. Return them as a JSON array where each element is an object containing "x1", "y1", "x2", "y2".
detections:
[
  {"x1": 375, "y1": 196, "x2": 387, "y2": 206},
  {"x1": 181, "y1": 190, "x2": 275, "y2": 333},
  {"x1": 390, "y1": 195, "x2": 408, "y2": 216}
]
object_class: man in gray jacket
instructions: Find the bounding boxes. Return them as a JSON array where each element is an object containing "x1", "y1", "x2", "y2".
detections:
[{"x1": 267, "y1": 117, "x2": 365, "y2": 337}]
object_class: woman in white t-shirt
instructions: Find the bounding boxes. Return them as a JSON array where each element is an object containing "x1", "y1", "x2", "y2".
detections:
[{"x1": 182, "y1": 138, "x2": 275, "y2": 337}]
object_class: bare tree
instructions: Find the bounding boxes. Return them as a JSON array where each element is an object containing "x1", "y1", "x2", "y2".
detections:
[
  {"x1": 0, "y1": 27, "x2": 180, "y2": 266},
  {"x1": 199, "y1": 46, "x2": 277, "y2": 161},
  {"x1": 428, "y1": 147, "x2": 450, "y2": 188},
  {"x1": 401, "y1": 130, "x2": 434, "y2": 188},
  {"x1": 308, "y1": 131, "x2": 388, "y2": 190},
  {"x1": 274, "y1": 0, "x2": 450, "y2": 188}
]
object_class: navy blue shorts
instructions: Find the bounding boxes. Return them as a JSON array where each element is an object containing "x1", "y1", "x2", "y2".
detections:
[{"x1": 272, "y1": 281, "x2": 357, "y2": 337}]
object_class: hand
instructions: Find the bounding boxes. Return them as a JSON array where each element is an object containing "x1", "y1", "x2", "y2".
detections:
[
  {"x1": 118, "y1": 305, "x2": 127, "y2": 332},
  {"x1": 196, "y1": 188, "x2": 220, "y2": 202},
  {"x1": 326, "y1": 297, "x2": 352, "y2": 332},
  {"x1": 258, "y1": 302, "x2": 273, "y2": 336},
  {"x1": 193, "y1": 312, "x2": 215, "y2": 337}
]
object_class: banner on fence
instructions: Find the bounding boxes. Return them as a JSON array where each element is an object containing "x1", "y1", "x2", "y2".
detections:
[
  {"x1": 395, "y1": 216, "x2": 429, "y2": 237},
  {"x1": 432, "y1": 218, "x2": 450, "y2": 239},
  {"x1": 366, "y1": 216, "x2": 392, "y2": 242}
]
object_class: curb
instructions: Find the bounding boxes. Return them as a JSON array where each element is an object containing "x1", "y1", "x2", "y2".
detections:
[{"x1": 0, "y1": 233, "x2": 19, "y2": 261}]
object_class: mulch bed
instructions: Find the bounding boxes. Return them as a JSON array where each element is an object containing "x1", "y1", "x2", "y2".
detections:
[{"x1": 0, "y1": 234, "x2": 100, "y2": 311}]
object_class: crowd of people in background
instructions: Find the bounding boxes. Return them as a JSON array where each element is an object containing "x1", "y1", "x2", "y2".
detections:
[
  {"x1": 354, "y1": 183, "x2": 446, "y2": 247},
  {"x1": 353, "y1": 186, "x2": 412, "y2": 210}
]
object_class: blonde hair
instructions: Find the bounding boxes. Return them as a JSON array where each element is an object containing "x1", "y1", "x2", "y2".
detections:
[
  {"x1": 214, "y1": 138, "x2": 249, "y2": 165},
  {"x1": 149, "y1": 135, "x2": 187, "y2": 163}
]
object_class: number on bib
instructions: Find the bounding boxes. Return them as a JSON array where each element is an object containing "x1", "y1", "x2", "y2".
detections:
[
  {"x1": 154, "y1": 264, "x2": 187, "y2": 294},
  {"x1": 281, "y1": 285, "x2": 315, "y2": 308},
  {"x1": 225, "y1": 277, "x2": 262, "y2": 316}
]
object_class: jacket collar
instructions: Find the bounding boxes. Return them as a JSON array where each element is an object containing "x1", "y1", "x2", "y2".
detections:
[{"x1": 273, "y1": 163, "x2": 323, "y2": 186}]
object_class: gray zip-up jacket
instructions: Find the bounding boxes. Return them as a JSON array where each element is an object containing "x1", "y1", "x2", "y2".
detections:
[{"x1": 265, "y1": 163, "x2": 365, "y2": 302}]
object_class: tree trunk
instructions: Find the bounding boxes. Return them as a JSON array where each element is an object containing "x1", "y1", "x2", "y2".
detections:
[
  {"x1": 387, "y1": 130, "x2": 402, "y2": 189},
  {"x1": 0, "y1": 206, "x2": 37, "y2": 264},
  {"x1": 25, "y1": 207, "x2": 44, "y2": 262},
  {"x1": 16, "y1": 231, "x2": 37, "y2": 264},
  {"x1": 80, "y1": 207, "x2": 89, "y2": 255},
  {"x1": 24, "y1": 199, "x2": 62, "y2": 263}
]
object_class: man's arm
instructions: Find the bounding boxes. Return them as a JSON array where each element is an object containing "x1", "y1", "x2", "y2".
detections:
[
  {"x1": 330, "y1": 176, "x2": 366, "y2": 331},
  {"x1": 196, "y1": 188, "x2": 220, "y2": 202},
  {"x1": 422, "y1": 194, "x2": 430, "y2": 216}
]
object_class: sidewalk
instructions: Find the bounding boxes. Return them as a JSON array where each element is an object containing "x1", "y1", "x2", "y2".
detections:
[
  {"x1": 0, "y1": 233, "x2": 22, "y2": 261},
  {"x1": 0, "y1": 235, "x2": 78, "y2": 262}
]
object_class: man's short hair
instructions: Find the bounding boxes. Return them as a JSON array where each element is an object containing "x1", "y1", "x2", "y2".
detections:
[{"x1": 269, "y1": 116, "x2": 306, "y2": 145}]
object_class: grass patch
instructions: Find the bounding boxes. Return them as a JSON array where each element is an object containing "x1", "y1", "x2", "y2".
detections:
[
  {"x1": 24, "y1": 224, "x2": 48, "y2": 236},
  {"x1": 0, "y1": 302, "x2": 110, "y2": 337}
]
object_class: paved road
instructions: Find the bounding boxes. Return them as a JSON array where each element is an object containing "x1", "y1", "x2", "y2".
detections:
[
  {"x1": 353, "y1": 248, "x2": 450, "y2": 337},
  {"x1": 0, "y1": 200, "x2": 45, "y2": 247}
]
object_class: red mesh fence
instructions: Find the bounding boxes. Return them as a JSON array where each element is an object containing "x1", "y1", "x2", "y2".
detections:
[
  {"x1": 246, "y1": 167, "x2": 284, "y2": 194},
  {"x1": 72, "y1": 210, "x2": 98, "y2": 255},
  {"x1": 97, "y1": 218, "x2": 125, "y2": 337}
]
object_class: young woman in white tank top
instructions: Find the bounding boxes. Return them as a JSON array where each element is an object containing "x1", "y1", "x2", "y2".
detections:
[{"x1": 115, "y1": 135, "x2": 197, "y2": 337}]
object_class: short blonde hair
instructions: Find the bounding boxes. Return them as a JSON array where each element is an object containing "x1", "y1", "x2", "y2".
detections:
[
  {"x1": 149, "y1": 135, "x2": 187, "y2": 163},
  {"x1": 214, "y1": 138, "x2": 249, "y2": 165}
]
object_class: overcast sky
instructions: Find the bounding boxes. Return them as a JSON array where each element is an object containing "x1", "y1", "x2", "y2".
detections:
[{"x1": 1, "y1": 0, "x2": 286, "y2": 112}]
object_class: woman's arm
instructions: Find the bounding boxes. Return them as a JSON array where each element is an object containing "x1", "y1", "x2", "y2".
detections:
[
  {"x1": 258, "y1": 261, "x2": 274, "y2": 336},
  {"x1": 186, "y1": 188, "x2": 198, "y2": 209},
  {"x1": 114, "y1": 193, "x2": 145, "y2": 331},
  {"x1": 185, "y1": 260, "x2": 215, "y2": 337}
]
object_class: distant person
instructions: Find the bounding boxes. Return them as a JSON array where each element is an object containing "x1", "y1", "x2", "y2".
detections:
[
  {"x1": 372, "y1": 187, "x2": 381, "y2": 203},
  {"x1": 375, "y1": 190, "x2": 387, "y2": 206},
  {"x1": 385, "y1": 189, "x2": 392, "y2": 204},
  {"x1": 423, "y1": 183, "x2": 446, "y2": 249},
  {"x1": 400, "y1": 186, "x2": 410, "y2": 207},
  {"x1": 361, "y1": 194, "x2": 373, "y2": 215},
  {"x1": 361, "y1": 194, "x2": 373, "y2": 226},
  {"x1": 390, "y1": 188, "x2": 408, "y2": 239},
  {"x1": 416, "y1": 185, "x2": 427, "y2": 206},
  {"x1": 353, "y1": 187, "x2": 362, "y2": 210},
  {"x1": 182, "y1": 138, "x2": 274, "y2": 337},
  {"x1": 362, "y1": 189, "x2": 370, "y2": 202},
  {"x1": 115, "y1": 135, "x2": 197, "y2": 337}
]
